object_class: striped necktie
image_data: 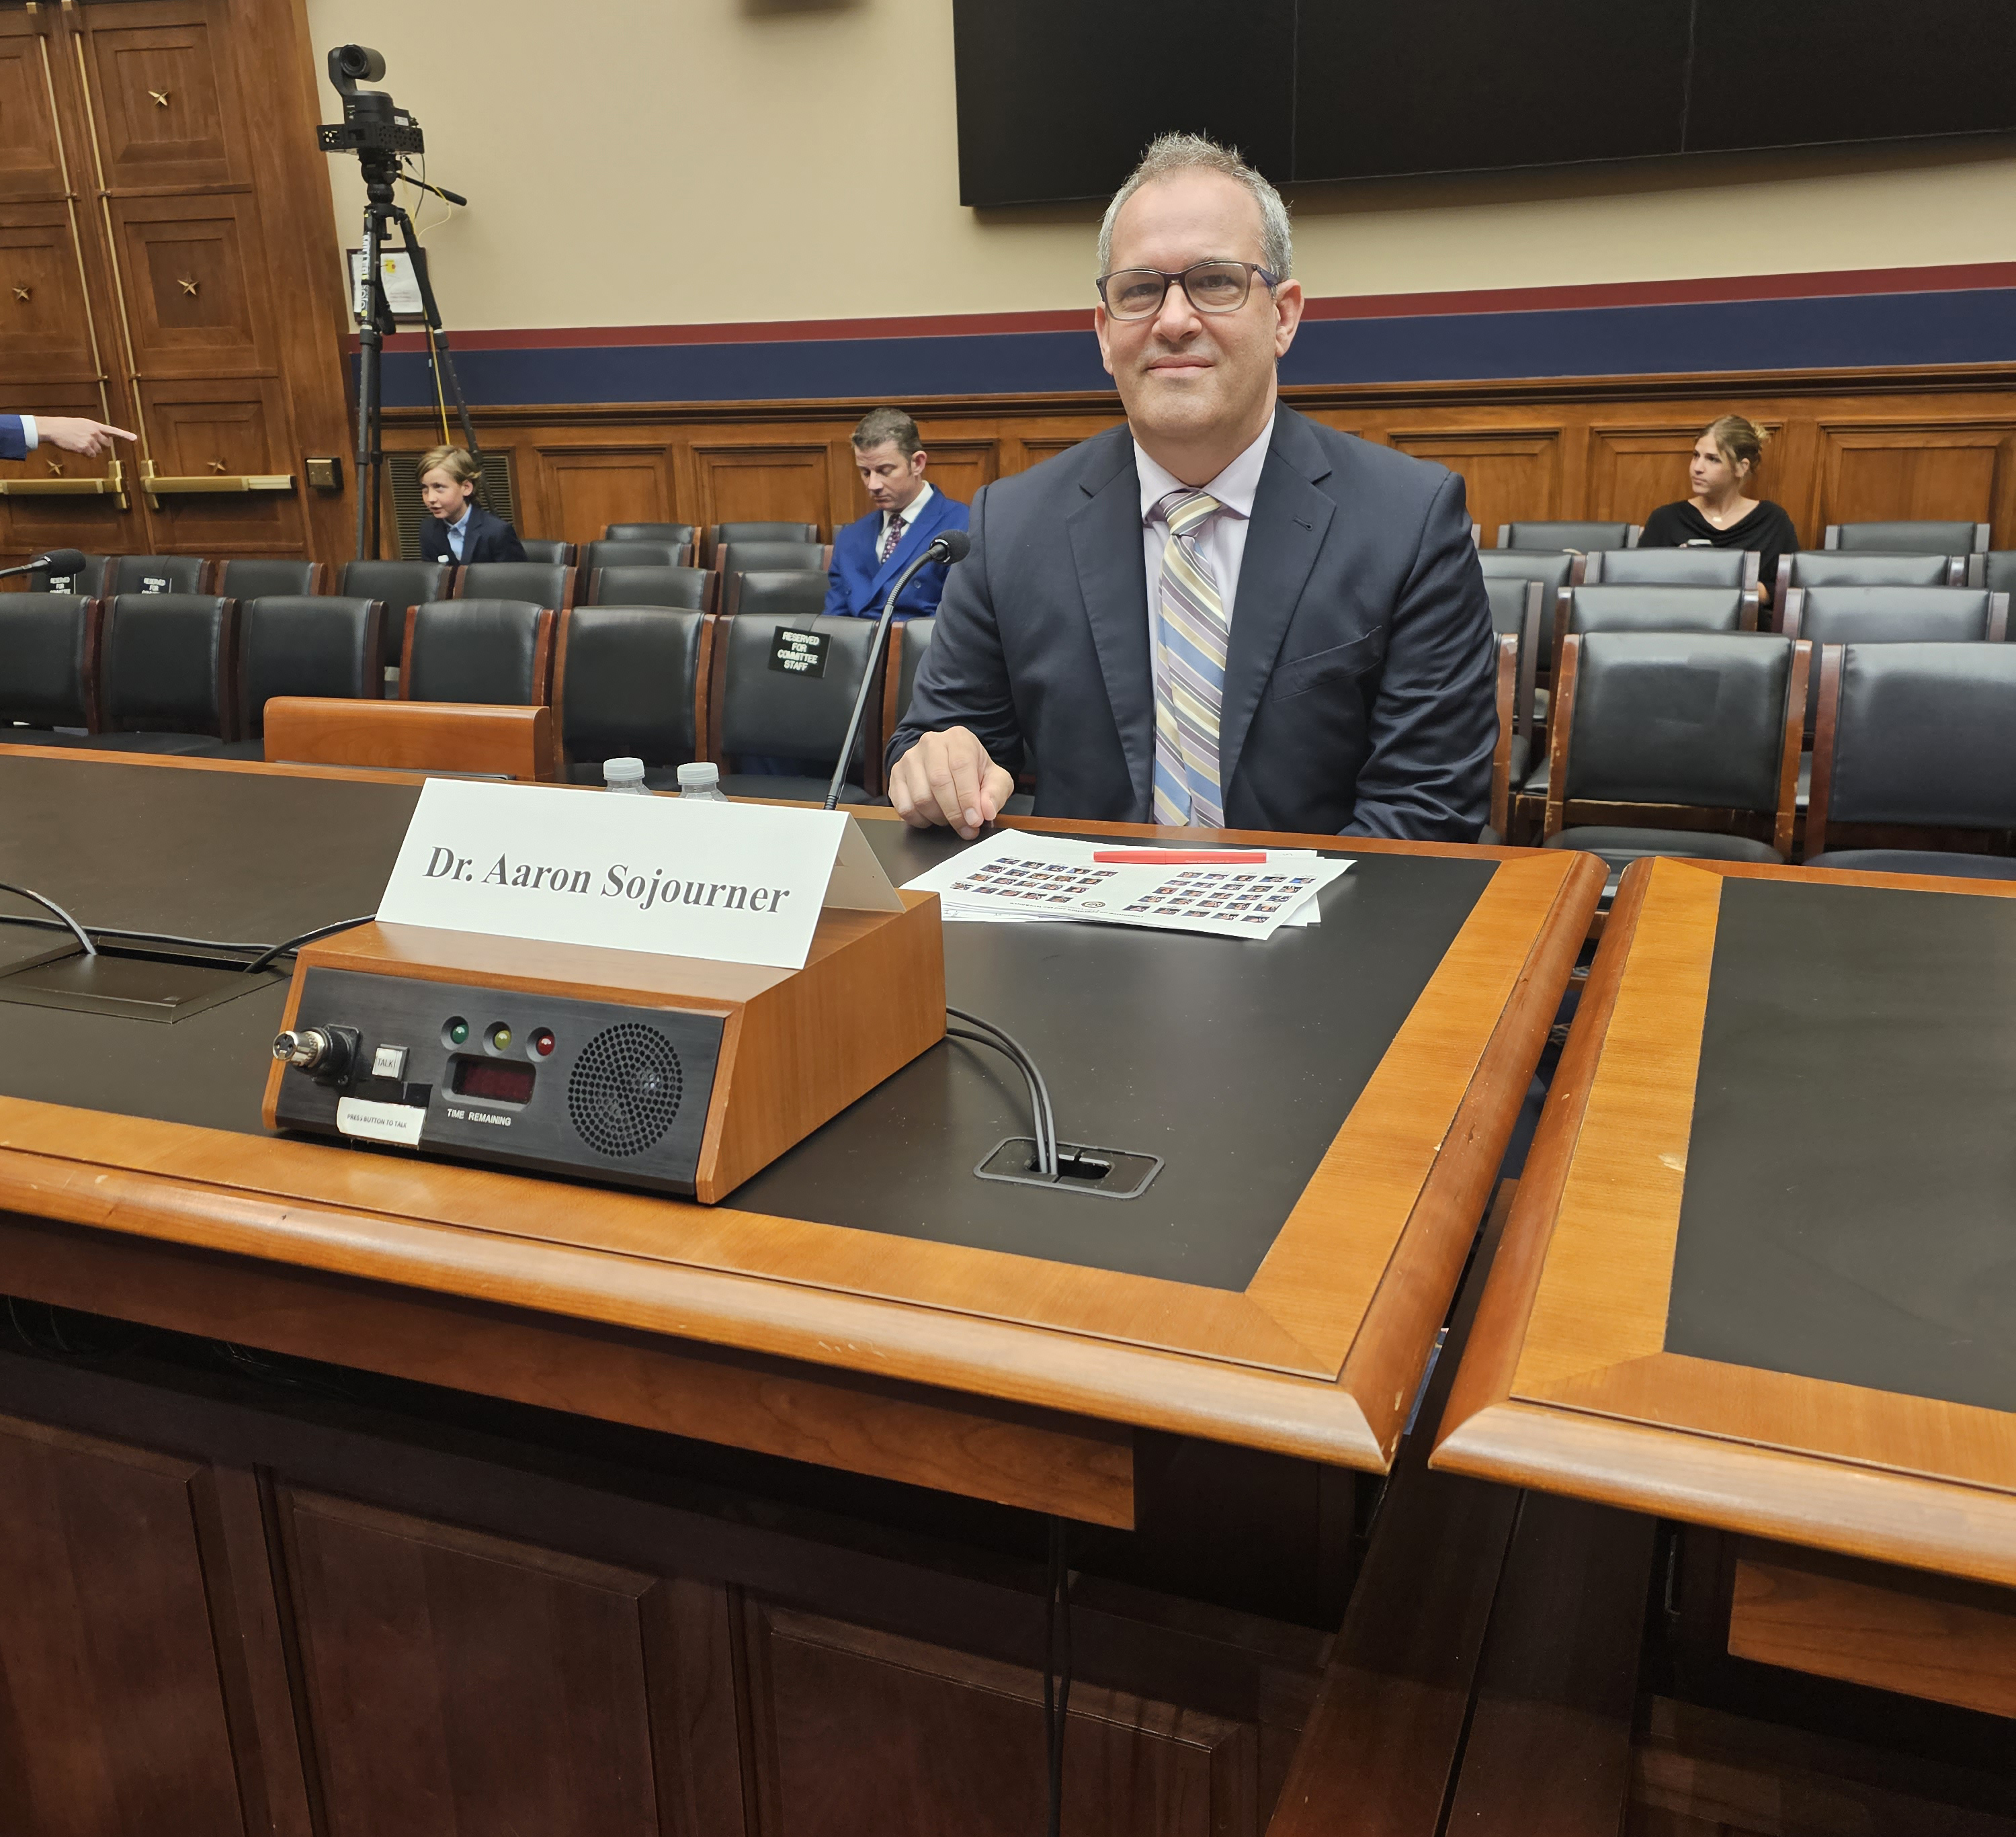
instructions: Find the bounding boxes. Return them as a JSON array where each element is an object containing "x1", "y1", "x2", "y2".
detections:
[{"x1": 1150, "y1": 488, "x2": 1228, "y2": 827}]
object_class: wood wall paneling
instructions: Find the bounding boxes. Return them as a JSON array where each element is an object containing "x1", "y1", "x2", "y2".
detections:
[
  {"x1": 537, "y1": 445, "x2": 677, "y2": 544},
  {"x1": 691, "y1": 441, "x2": 834, "y2": 533},
  {"x1": 1816, "y1": 421, "x2": 2016, "y2": 539},
  {"x1": 0, "y1": 208, "x2": 98, "y2": 377},
  {"x1": 1384, "y1": 426, "x2": 1564, "y2": 541},
  {"x1": 0, "y1": 1411, "x2": 258, "y2": 1837},
  {"x1": 81, "y1": 8, "x2": 249, "y2": 192},
  {"x1": 743, "y1": 1600, "x2": 1261, "y2": 1837},
  {"x1": 0, "y1": 17, "x2": 65, "y2": 200},
  {"x1": 279, "y1": 1485, "x2": 742, "y2": 1837}
]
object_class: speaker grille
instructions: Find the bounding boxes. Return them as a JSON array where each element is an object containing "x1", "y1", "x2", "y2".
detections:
[{"x1": 566, "y1": 1023, "x2": 682, "y2": 1157}]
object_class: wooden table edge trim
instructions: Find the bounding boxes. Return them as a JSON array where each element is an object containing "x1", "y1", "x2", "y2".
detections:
[
  {"x1": 1431, "y1": 855, "x2": 1661, "y2": 1440},
  {"x1": 0, "y1": 1158, "x2": 1398, "y2": 1469},
  {"x1": 1332, "y1": 849, "x2": 1606, "y2": 1463},
  {"x1": 0, "y1": 740, "x2": 439, "y2": 789},
  {"x1": 1432, "y1": 1397, "x2": 2016, "y2": 1588}
]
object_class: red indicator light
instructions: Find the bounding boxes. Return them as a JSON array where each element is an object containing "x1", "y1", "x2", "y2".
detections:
[{"x1": 532, "y1": 1029, "x2": 556, "y2": 1058}]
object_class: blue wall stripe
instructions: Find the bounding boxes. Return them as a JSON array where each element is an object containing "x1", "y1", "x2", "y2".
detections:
[{"x1": 374, "y1": 287, "x2": 2016, "y2": 409}]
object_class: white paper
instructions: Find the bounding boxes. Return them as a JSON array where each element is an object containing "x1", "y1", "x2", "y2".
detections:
[
  {"x1": 336, "y1": 1096, "x2": 427, "y2": 1146},
  {"x1": 904, "y1": 835, "x2": 1350, "y2": 940},
  {"x1": 377, "y1": 781, "x2": 894, "y2": 970}
]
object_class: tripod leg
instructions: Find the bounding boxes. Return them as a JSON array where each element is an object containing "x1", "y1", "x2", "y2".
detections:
[
  {"x1": 391, "y1": 208, "x2": 482, "y2": 464},
  {"x1": 352, "y1": 206, "x2": 386, "y2": 562}
]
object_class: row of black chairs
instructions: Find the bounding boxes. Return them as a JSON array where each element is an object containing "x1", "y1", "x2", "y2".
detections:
[
  {"x1": 1488, "y1": 517, "x2": 1994, "y2": 555},
  {"x1": 0, "y1": 591, "x2": 939, "y2": 802},
  {"x1": 1534, "y1": 634, "x2": 2016, "y2": 883}
]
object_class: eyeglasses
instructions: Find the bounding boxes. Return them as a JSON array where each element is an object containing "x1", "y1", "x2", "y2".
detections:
[{"x1": 1095, "y1": 260, "x2": 1279, "y2": 321}]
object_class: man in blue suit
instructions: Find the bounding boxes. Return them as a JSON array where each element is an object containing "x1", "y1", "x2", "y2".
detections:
[
  {"x1": 823, "y1": 409, "x2": 968, "y2": 621},
  {"x1": 0, "y1": 414, "x2": 135, "y2": 461}
]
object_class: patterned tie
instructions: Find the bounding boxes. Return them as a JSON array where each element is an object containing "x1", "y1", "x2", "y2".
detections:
[
  {"x1": 1150, "y1": 489, "x2": 1228, "y2": 827},
  {"x1": 879, "y1": 513, "x2": 904, "y2": 564}
]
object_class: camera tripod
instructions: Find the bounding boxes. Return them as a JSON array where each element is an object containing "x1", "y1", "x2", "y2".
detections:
[{"x1": 349, "y1": 141, "x2": 480, "y2": 562}]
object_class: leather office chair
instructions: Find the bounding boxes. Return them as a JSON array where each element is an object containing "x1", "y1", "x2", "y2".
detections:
[
  {"x1": 1476, "y1": 550, "x2": 1579, "y2": 594},
  {"x1": 583, "y1": 565, "x2": 716, "y2": 612},
  {"x1": 1484, "y1": 579, "x2": 1544, "y2": 839},
  {"x1": 1582, "y1": 547, "x2": 1760, "y2": 593},
  {"x1": 577, "y1": 539, "x2": 689, "y2": 577},
  {"x1": 605, "y1": 521, "x2": 697, "y2": 550},
  {"x1": 211, "y1": 558, "x2": 329, "y2": 599},
  {"x1": 1497, "y1": 521, "x2": 1638, "y2": 552},
  {"x1": 1773, "y1": 549, "x2": 1962, "y2": 608},
  {"x1": 518, "y1": 539, "x2": 575, "y2": 566},
  {"x1": 95, "y1": 594, "x2": 239, "y2": 751},
  {"x1": 704, "y1": 521, "x2": 819, "y2": 565},
  {"x1": 1542, "y1": 632, "x2": 1807, "y2": 880},
  {"x1": 882, "y1": 615, "x2": 936, "y2": 739},
  {"x1": 452, "y1": 561, "x2": 576, "y2": 612},
  {"x1": 716, "y1": 543, "x2": 831, "y2": 611},
  {"x1": 722, "y1": 568, "x2": 827, "y2": 622},
  {"x1": 1978, "y1": 552, "x2": 2016, "y2": 596},
  {"x1": 1550, "y1": 584, "x2": 1754, "y2": 682},
  {"x1": 339, "y1": 559, "x2": 453, "y2": 669},
  {"x1": 554, "y1": 606, "x2": 712, "y2": 787},
  {"x1": 1781, "y1": 585, "x2": 2007, "y2": 730},
  {"x1": 29, "y1": 554, "x2": 108, "y2": 596},
  {"x1": 1824, "y1": 519, "x2": 1989, "y2": 554},
  {"x1": 0, "y1": 594, "x2": 100, "y2": 742},
  {"x1": 106, "y1": 555, "x2": 210, "y2": 596},
  {"x1": 401, "y1": 599, "x2": 555, "y2": 707},
  {"x1": 218, "y1": 596, "x2": 386, "y2": 757},
  {"x1": 1805, "y1": 642, "x2": 2016, "y2": 877},
  {"x1": 705, "y1": 611, "x2": 880, "y2": 802}
]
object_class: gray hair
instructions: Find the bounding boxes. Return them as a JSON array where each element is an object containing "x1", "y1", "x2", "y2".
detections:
[{"x1": 1097, "y1": 132, "x2": 1293, "y2": 281}]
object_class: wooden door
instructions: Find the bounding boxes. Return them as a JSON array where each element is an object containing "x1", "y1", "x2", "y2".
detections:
[{"x1": 0, "y1": 0, "x2": 353, "y2": 567}]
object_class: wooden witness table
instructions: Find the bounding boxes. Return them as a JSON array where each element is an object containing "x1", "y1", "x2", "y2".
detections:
[
  {"x1": 0, "y1": 745, "x2": 1599, "y2": 1836},
  {"x1": 1435, "y1": 854, "x2": 2016, "y2": 1725}
]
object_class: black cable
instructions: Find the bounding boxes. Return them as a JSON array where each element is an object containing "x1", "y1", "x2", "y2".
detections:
[
  {"x1": 1044, "y1": 1516, "x2": 1073, "y2": 1837},
  {"x1": 948, "y1": 1005, "x2": 1058, "y2": 1175},
  {"x1": 947, "y1": 1029, "x2": 1058, "y2": 1180},
  {"x1": 0, "y1": 882, "x2": 95, "y2": 956},
  {"x1": 0, "y1": 912, "x2": 282, "y2": 953},
  {"x1": 241, "y1": 914, "x2": 374, "y2": 976}
]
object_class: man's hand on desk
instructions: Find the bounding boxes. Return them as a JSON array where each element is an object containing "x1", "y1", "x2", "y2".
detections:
[
  {"x1": 889, "y1": 727, "x2": 1015, "y2": 840},
  {"x1": 39, "y1": 417, "x2": 138, "y2": 457}
]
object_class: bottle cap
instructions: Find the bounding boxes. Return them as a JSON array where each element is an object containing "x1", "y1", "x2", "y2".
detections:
[
  {"x1": 603, "y1": 756, "x2": 645, "y2": 785},
  {"x1": 677, "y1": 761, "x2": 720, "y2": 789}
]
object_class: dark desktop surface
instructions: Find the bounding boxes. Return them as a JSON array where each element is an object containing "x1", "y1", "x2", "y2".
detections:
[
  {"x1": 0, "y1": 756, "x2": 1496, "y2": 1289},
  {"x1": 1666, "y1": 874, "x2": 2016, "y2": 1415}
]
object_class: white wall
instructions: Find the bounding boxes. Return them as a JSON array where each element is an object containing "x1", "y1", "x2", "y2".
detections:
[{"x1": 304, "y1": 0, "x2": 2016, "y2": 331}]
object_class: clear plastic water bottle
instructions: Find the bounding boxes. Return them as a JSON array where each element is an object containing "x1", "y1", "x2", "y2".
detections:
[
  {"x1": 677, "y1": 761, "x2": 728, "y2": 801},
  {"x1": 603, "y1": 756, "x2": 648, "y2": 796}
]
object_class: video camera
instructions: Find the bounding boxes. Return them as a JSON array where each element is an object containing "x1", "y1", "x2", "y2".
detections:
[{"x1": 317, "y1": 44, "x2": 424, "y2": 157}]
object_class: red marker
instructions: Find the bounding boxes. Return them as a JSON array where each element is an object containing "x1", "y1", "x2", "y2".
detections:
[{"x1": 1091, "y1": 849, "x2": 1269, "y2": 865}]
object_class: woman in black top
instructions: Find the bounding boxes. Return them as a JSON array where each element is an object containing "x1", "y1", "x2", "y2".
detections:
[{"x1": 1639, "y1": 415, "x2": 1797, "y2": 605}]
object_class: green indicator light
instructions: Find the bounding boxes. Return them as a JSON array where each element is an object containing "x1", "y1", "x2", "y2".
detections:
[{"x1": 448, "y1": 1020, "x2": 468, "y2": 1045}]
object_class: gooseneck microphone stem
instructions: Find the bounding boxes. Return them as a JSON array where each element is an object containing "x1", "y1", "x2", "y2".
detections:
[
  {"x1": 823, "y1": 530, "x2": 968, "y2": 812},
  {"x1": 0, "y1": 549, "x2": 86, "y2": 581}
]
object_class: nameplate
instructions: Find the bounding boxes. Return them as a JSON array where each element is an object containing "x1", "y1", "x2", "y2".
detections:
[
  {"x1": 140, "y1": 574, "x2": 169, "y2": 594},
  {"x1": 376, "y1": 779, "x2": 900, "y2": 971},
  {"x1": 769, "y1": 627, "x2": 827, "y2": 678}
]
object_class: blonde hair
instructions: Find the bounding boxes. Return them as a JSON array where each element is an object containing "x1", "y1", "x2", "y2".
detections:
[
  {"x1": 1705, "y1": 415, "x2": 1769, "y2": 482},
  {"x1": 418, "y1": 444, "x2": 480, "y2": 486}
]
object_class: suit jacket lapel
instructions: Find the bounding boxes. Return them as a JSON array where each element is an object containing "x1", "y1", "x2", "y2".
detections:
[
  {"x1": 865, "y1": 492, "x2": 947, "y2": 599},
  {"x1": 1066, "y1": 436, "x2": 1153, "y2": 811},
  {"x1": 1218, "y1": 411, "x2": 1334, "y2": 797}
]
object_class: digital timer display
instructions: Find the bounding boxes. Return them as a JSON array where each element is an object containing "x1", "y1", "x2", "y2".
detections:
[{"x1": 451, "y1": 1056, "x2": 535, "y2": 1104}]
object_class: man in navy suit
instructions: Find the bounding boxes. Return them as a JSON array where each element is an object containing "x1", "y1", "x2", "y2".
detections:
[
  {"x1": 888, "y1": 134, "x2": 1494, "y2": 843},
  {"x1": 0, "y1": 414, "x2": 134, "y2": 462},
  {"x1": 417, "y1": 445, "x2": 527, "y2": 564},
  {"x1": 823, "y1": 409, "x2": 968, "y2": 620}
]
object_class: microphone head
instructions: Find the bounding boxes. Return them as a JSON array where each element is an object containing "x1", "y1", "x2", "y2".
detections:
[
  {"x1": 36, "y1": 549, "x2": 86, "y2": 577},
  {"x1": 933, "y1": 530, "x2": 972, "y2": 564}
]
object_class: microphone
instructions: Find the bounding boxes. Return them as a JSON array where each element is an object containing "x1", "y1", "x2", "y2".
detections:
[
  {"x1": 0, "y1": 548, "x2": 87, "y2": 584},
  {"x1": 825, "y1": 528, "x2": 971, "y2": 813}
]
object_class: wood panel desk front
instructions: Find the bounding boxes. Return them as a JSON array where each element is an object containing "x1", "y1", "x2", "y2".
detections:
[
  {"x1": 0, "y1": 746, "x2": 1601, "y2": 1832},
  {"x1": 1434, "y1": 855, "x2": 2016, "y2": 1721}
]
